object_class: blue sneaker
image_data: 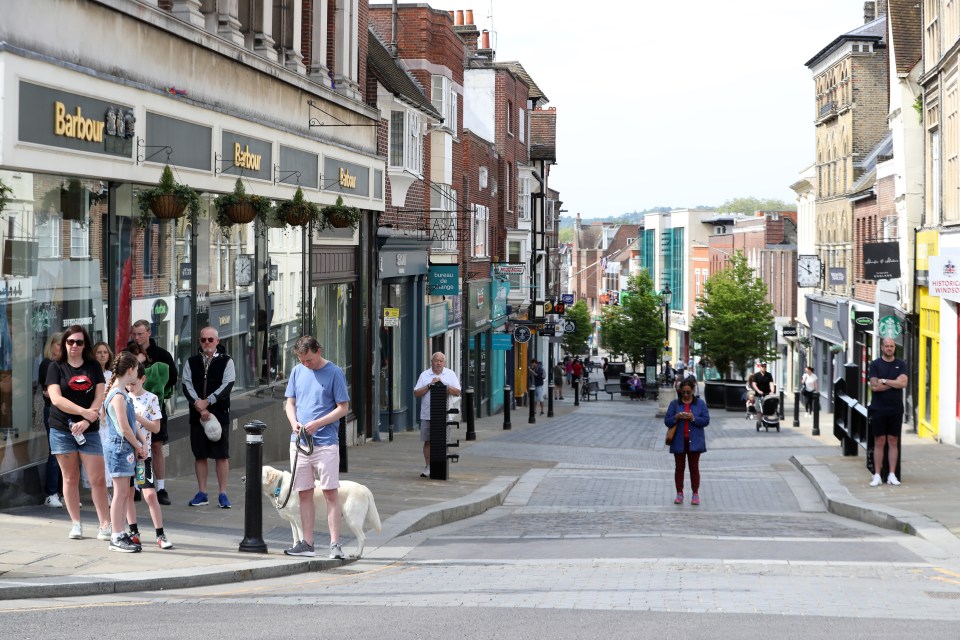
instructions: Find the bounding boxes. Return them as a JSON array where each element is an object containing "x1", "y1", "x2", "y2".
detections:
[
  {"x1": 218, "y1": 493, "x2": 231, "y2": 509},
  {"x1": 188, "y1": 491, "x2": 208, "y2": 506}
]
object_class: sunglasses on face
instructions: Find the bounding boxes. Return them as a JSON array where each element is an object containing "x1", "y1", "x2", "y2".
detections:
[
  {"x1": 200, "y1": 337, "x2": 216, "y2": 343},
  {"x1": 66, "y1": 339, "x2": 84, "y2": 346}
]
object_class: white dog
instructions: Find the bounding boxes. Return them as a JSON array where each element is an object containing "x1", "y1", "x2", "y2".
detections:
[{"x1": 256, "y1": 465, "x2": 382, "y2": 558}]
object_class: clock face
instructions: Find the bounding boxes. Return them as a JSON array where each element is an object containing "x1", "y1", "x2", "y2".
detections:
[
  {"x1": 798, "y1": 255, "x2": 821, "y2": 287},
  {"x1": 235, "y1": 255, "x2": 253, "y2": 286}
]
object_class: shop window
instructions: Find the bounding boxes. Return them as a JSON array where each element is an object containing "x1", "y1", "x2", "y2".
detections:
[{"x1": 314, "y1": 282, "x2": 354, "y2": 403}]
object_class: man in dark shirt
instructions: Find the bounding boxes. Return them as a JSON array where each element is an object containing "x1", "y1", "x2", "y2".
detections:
[
  {"x1": 751, "y1": 362, "x2": 775, "y2": 397},
  {"x1": 868, "y1": 338, "x2": 908, "y2": 487}
]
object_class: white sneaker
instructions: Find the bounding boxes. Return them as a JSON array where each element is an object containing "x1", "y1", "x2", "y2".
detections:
[
  {"x1": 869, "y1": 474, "x2": 882, "y2": 487},
  {"x1": 44, "y1": 494, "x2": 63, "y2": 508},
  {"x1": 887, "y1": 473, "x2": 901, "y2": 486},
  {"x1": 68, "y1": 522, "x2": 82, "y2": 539},
  {"x1": 97, "y1": 526, "x2": 112, "y2": 541},
  {"x1": 420, "y1": 466, "x2": 429, "y2": 477}
]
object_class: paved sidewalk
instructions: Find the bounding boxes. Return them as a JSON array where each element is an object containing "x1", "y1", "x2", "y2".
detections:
[{"x1": 3, "y1": 390, "x2": 960, "y2": 600}]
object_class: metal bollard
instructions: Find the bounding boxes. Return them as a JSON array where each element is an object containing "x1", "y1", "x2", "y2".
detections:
[
  {"x1": 573, "y1": 379, "x2": 580, "y2": 406},
  {"x1": 239, "y1": 420, "x2": 268, "y2": 554},
  {"x1": 779, "y1": 390, "x2": 785, "y2": 421},
  {"x1": 547, "y1": 382, "x2": 554, "y2": 417},
  {"x1": 528, "y1": 386, "x2": 536, "y2": 423},
  {"x1": 465, "y1": 387, "x2": 476, "y2": 441},
  {"x1": 812, "y1": 394, "x2": 821, "y2": 436},
  {"x1": 503, "y1": 386, "x2": 512, "y2": 430},
  {"x1": 429, "y1": 381, "x2": 449, "y2": 480},
  {"x1": 338, "y1": 416, "x2": 348, "y2": 472},
  {"x1": 793, "y1": 389, "x2": 800, "y2": 428}
]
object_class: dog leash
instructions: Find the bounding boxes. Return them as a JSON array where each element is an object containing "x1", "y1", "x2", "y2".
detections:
[{"x1": 275, "y1": 425, "x2": 314, "y2": 510}]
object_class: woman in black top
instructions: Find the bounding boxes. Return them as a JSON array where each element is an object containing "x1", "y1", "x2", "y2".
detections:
[
  {"x1": 39, "y1": 332, "x2": 63, "y2": 507},
  {"x1": 46, "y1": 325, "x2": 110, "y2": 540}
]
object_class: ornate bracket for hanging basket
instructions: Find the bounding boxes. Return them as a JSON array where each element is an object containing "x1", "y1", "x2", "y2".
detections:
[
  {"x1": 226, "y1": 202, "x2": 257, "y2": 224},
  {"x1": 149, "y1": 194, "x2": 187, "y2": 220}
]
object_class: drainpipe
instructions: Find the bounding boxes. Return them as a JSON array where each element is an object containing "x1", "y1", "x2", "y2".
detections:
[{"x1": 391, "y1": 0, "x2": 398, "y2": 58}]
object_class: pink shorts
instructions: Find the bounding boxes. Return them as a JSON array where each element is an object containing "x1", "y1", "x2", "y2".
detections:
[{"x1": 290, "y1": 442, "x2": 340, "y2": 491}]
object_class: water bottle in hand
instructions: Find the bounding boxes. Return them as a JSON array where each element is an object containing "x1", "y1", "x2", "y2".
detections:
[
  {"x1": 68, "y1": 419, "x2": 86, "y2": 446},
  {"x1": 135, "y1": 459, "x2": 145, "y2": 486}
]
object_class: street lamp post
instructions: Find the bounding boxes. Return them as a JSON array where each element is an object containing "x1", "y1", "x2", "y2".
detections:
[{"x1": 656, "y1": 284, "x2": 672, "y2": 417}]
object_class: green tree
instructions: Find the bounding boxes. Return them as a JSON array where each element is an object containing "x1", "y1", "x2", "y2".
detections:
[
  {"x1": 690, "y1": 252, "x2": 776, "y2": 379},
  {"x1": 561, "y1": 300, "x2": 592, "y2": 356},
  {"x1": 716, "y1": 196, "x2": 796, "y2": 214},
  {"x1": 597, "y1": 271, "x2": 665, "y2": 370},
  {"x1": 558, "y1": 226, "x2": 573, "y2": 243}
]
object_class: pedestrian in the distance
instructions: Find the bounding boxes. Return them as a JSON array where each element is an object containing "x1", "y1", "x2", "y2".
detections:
[
  {"x1": 284, "y1": 336, "x2": 350, "y2": 559},
  {"x1": 868, "y1": 338, "x2": 908, "y2": 487},
  {"x1": 529, "y1": 358, "x2": 546, "y2": 415},
  {"x1": 182, "y1": 327, "x2": 235, "y2": 508},
  {"x1": 801, "y1": 366, "x2": 819, "y2": 414},
  {"x1": 552, "y1": 361, "x2": 564, "y2": 400},
  {"x1": 664, "y1": 378, "x2": 710, "y2": 506}
]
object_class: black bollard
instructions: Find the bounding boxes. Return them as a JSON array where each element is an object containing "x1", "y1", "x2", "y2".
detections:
[
  {"x1": 464, "y1": 387, "x2": 476, "y2": 441},
  {"x1": 503, "y1": 386, "x2": 512, "y2": 430},
  {"x1": 429, "y1": 381, "x2": 449, "y2": 480},
  {"x1": 528, "y1": 386, "x2": 536, "y2": 423},
  {"x1": 547, "y1": 382, "x2": 555, "y2": 417},
  {"x1": 812, "y1": 394, "x2": 821, "y2": 436},
  {"x1": 793, "y1": 389, "x2": 800, "y2": 428},
  {"x1": 573, "y1": 378, "x2": 580, "y2": 406},
  {"x1": 779, "y1": 390, "x2": 785, "y2": 421},
  {"x1": 239, "y1": 420, "x2": 268, "y2": 553}
]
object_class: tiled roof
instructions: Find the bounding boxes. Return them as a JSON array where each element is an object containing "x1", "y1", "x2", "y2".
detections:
[
  {"x1": 529, "y1": 108, "x2": 556, "y2": 162},
  {"x1": 577, "y1": 225, "x2": 602, "y2": 250},
  {"x1": 889, "y1": 0, "x2": 922, "y2": 75},
  {"x1": 490, "y1": 61, "x2": 548, "y2": 102},
  {"x1": 806, "y1": 15, "x2": 887, "y2": 68},
  {"x1": 367, "y1": 28, "x2": 442, "y2": 120}
]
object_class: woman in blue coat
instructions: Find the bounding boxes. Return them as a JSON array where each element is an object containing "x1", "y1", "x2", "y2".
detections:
[{"x1": 664, "y1": 378, "x2": 710, "y2": 506}]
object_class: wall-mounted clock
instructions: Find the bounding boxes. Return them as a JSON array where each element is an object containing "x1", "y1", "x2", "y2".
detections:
[
  {"x1": 798, "y1": 255, "x2": 821, "y2": 288},
  {"x1": 235, "y1": 254, "x2": 254, "y2": 287}
]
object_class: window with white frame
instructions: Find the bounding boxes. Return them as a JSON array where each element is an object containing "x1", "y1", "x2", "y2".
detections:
[
  {"x1": 70, "y1": 221, "x2": 88, "y2": 258},
  {"x1": 479, "y1": 167, "x2": 488, "y2": 190},
  {"x1": 545, "y1": 198, "x2": 555, "y2": 231},
  {"x1": 519, "y1": 107, "x2": 525, "y2": 143},
  {"x1": 431, "y1": 75, "x2": 458, "y2": 135},
  {"x1": 389, "y1": 109, "x2": 423, "y2": 174},
  {"x1": 472, "y1": 203, "x2": 489, "y2": 258},
  {"x1": 507, "y1": 101, "x2": 513, "y2": 136},
  {"x1": 37, "y1": 212, "x2": 62, "y2": 258},
  {"x1": 505, "y1": 163, "x2": 512, "y2": 212},
  {"x1": 430, "y1": 184, "x2": 458, "y2": 252},
  {"x1": 518, "y1": 176, "x2": 531, "y2": 220},
  {"x1": 507, "y1": 239, "x2": 525, "y2": 293}
]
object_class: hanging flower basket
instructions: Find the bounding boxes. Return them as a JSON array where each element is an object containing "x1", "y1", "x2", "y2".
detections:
[
  {"x1": 321, "y1": 195, "x2": 361, "y2": 230},
  {"x1": 0, "y1": 179, "x2": 12, "y2": 214},
  {"x1": 275, "y1": 186, "x2": 322, "y2": 228},
  {"x1": 213, "y1": 178, "x2": 273, "y2": 231},
  {"x1": 136, "y1": 165, "x2": 203, "y2": 227}
]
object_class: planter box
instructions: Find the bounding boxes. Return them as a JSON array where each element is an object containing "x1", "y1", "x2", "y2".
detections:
[
  {"x1": 703, "y1": 380, "x2": 726, "y2": 409},
  {"x1": 724, "y1": 381, "x2": 748, "y2": 412}
]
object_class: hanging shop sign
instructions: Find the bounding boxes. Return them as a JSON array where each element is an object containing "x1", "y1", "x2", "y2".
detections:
[
  {"x1": 863, "y1": 242, "x2": 901, "y2": 281},
  {"x1": 878, "y1": 315, "x2": 903, "y2": 338},
  {"x1": 853, "y1": 310, "x2": 874, "y2": 331},
  {"x1": 513, "y1": 325, "x2": 531, "y2": 343},
  {"x1": 929, "y1": 254, "x2": 960, "y2": 303},
  {"x1": 491, "y1": 333, "x2": 512, "y2": 351},
  {"x1": 427, "y1": 302, "x2": 447, "y2": 337},
  {"x1": 828, "y1": 268, "x2": 847, "y2": 285},
  {"x1": 560, "y1": 293, "x2": 574, "y2": 305},
  {"x1": 429, "y1": 265, "x2": 459, "y2": 295},
  {"x1": 781, "y1": 325, "x2": 798, "y2": 337}
]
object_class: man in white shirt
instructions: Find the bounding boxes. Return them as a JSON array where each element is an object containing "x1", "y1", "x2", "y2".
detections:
[{"x1": 413, "y1": 352, "x2": 461, "y2": 477}]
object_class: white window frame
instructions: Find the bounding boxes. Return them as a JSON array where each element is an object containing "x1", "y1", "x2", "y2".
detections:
[
  {"x1": 472, "y1": 203, "x2": 489, "y2": 258},
  {"x1": 431, "y1": 75, "x2": 458, "y2": 135},
  {"x1": 518, "y1": 177, "x2": 531, "y2": 220},
  {"x1": 545, "y1": 198, "x2": 555, "y2": 231},
  {"x1": 37, "y1": 212, "x2": 62, "y2": 258},
  {"x1": 479, "y1": 166, "x2": 488, "y2": 190},
  {"x1": 519, "y1": 107, "x2": 525, "y2": 143},
  {"x1": 70, "y1": 220, "x2": 89, "y2": 258},
  {"x1": 389, "y1": 108, "x2": 423, "y2": 174}
]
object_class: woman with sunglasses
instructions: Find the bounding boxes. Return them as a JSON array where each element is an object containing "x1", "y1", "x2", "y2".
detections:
[
  {"x1": 46, "y1": 325, "x2": 111, "y2": 540},
  {"x1": 664, "y1": 378, "x2": 710, "y2": 506}
]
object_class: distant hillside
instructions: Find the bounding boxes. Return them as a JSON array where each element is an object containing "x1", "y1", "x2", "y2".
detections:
[{"x1": 558, "y1": 207, "x2": 672, "y2": 230}]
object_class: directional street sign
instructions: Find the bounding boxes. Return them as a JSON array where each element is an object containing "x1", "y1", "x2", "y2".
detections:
[
  {"x1": 560, "y1": 293, "x2": 574, "y2": 305},
  {"x1": 513, "y1": 325, "x2": 532, "y2": 343}
]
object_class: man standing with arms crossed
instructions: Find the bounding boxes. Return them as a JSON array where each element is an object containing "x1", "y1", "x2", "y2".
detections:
[
  {"x1": 413, "y1": 353, "x2": 460, "y2": 478},
  {"x1": 284, "y1": 336, "x2": 350, "y2": 558},
  {"x1": 130, "y1": 319, "x2": 177, "y2": 505},
  {"x1": 868, "y1": 338, "x2": 908, "y2": 487}
]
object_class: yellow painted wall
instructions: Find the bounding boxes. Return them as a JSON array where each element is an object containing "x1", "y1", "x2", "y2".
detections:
[{"x1": 917, "y1": 230, "x2": 940, "y2": 440}]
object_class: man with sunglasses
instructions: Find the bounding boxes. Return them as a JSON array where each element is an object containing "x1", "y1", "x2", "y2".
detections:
[
  {"x1": 130, "y1": 319, "x2": 177, "y2": 506},
  {"x1": 182, "y1": 327, "x2": 235, "y2": 508}
]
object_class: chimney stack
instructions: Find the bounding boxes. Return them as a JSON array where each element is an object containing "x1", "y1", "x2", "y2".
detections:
[
  {"x1": 455, "y1": 10, "x2": 464, "y2": 25},
  {"x1": 863, "y1": 1, "x2": 875, "y2": 23},
  {"x1": 465, "y1": 9, "x2": 474, "y2": 25}
]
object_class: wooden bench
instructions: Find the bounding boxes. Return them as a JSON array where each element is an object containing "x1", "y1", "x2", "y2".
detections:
[
  {"x1": 581, "y1": 380, "x2": 600, "y2": 401},
  {"x1": 604, "y1": 382, "x2": 623, "y2": 400}
]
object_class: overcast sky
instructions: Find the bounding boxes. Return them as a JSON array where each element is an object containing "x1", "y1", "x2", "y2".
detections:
[{"x1": 398, "y1": 0, "x2": 871, "y2": 217}]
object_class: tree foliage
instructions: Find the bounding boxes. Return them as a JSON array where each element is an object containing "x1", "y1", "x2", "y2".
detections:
[
  {"x1": 690, "y1": 252, "x2": 777, "y2": 379},
  {"x1": 597, "y1": 271, "x2": 665, "y2": 371},
  {"x1": 561, "y1": 300, "x2": 592, "y2": 356},
  {"x1": 716, "y1": 196, "x2": 796, "y2": 214}
]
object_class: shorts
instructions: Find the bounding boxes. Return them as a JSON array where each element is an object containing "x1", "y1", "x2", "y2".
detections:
[
  {"x1": 49, "y1": 427, "x2": 104, "y2": 457},
  {"x1": 290, "y1": 442, "x2": 339, "y2": 491},
  {"x1": 190, "y1": 417, "x2": 230, "y2": 460},
  {"x1": 154, "y1": 411, "x2": 169, "y2": 443},
  {"x1": 129, "y1": 457, "x2": 156, "y2": 490},
  {"x1": 104, "y1": 431, "x2": 137, "y2": 478},
  {"x1": 535, "y1": 385, "x2": 545, "y2": 402},
  {"x1": 420, "y1": 419, "x2": 432, "y2": 442},
  {"x1": 871, "y1": 413, "x2": 903, "y2": 438}
]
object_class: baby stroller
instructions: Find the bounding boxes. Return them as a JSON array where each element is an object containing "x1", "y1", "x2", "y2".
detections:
[
  {"x1": 757, "y1": 395, "x2": 780, "y2": 432},
  {"x1": 744, "y1": 390, "x2": 757, "y2": 420}
]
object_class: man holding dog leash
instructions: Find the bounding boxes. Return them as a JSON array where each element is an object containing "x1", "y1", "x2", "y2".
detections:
[{"x1": 284, "y1": 336, "x2": 350, "y2": 558}]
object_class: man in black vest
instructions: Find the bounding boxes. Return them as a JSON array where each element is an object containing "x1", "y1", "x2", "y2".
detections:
[{"x1": 182, "y1": 326, "x2": 235, "y2": 508}]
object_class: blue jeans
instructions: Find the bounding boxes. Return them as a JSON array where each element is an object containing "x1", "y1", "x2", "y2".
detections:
[{"x1": 43, "y1": 405, "x2": 61, "y2": 496}]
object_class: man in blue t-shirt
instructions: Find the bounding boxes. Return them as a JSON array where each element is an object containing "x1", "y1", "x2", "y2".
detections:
[
  {"x1": 867, "y1": 338, "x2": 908, "y2": 487},
  {"x1": 283, "y1": 336, "x2": 350, "y2": 559}
]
